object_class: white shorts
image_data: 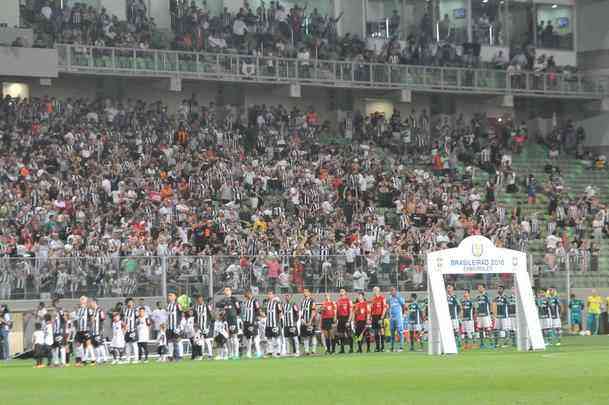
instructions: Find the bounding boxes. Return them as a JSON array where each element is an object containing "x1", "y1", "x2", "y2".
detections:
[
  {"x1": 551, "y1": 318, "x2": 561, "y2": 329},
  {"x1": 451, "y1": 319, "x2": 460, "y2": 331},
  {"x1": 540, "y1": 318, "x2": 552, "y2": 330},
  {"x1": 409, "y1": 322, "x2": 422, "y2": 332},
  {"x1": 462, "y1": 320, "x2": 475, "y2": 334},
  {"x1": 478, "y1": 316, "x2": 492, "y2": 329},
  {"x1": 496, "y1": 318, "x2": 511, "y2": 331},
  {"x1": 509, "y1": 317, "x2": 516, "y2": 331}
]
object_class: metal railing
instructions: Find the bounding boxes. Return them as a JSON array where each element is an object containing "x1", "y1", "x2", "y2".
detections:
[
  {"x1": 2, "y1": 252, "x2": 583, "y2": 301},
  {"x1": 54, "y1": 44, "x2": 609, "y2": 99},
  {"x1": 0, "y1": 252, "x2": 605, "y2": 302}
]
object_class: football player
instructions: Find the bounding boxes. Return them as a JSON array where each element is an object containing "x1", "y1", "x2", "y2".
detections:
[
  {"x1": 282, "y1": 294, "x2": 300, "y2": 356},
  {"x1": 299, "y1": 289, "x2": 317, "y2": 355},
  {"x1": 216, "y1": 287, "x2": 241, "y2": 359},
  {"x1": 241, "y1": 290, "x2": 260, "y2": 358},
  {"x1": 475, "y1": 284, "x2": 492, "y2": 349}
]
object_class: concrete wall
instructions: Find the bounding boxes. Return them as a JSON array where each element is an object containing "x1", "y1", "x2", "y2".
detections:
[
  {"x1": 148, "y1": 0, "x2": 172, "y2": 30},
  {"x1": 21, "y1": 76, "x2": 222, "y2": 113},
  {"x1": 0, "y1": 47, "x2": 58, "y2": 78},
  {"x1": 16, "y1": 76, "x2": 363, "y2": 123},
  {"x1": 454, "y1": 95, "x2": 513, "y2": 119},
  {"x1": 0, "y1": 28, "x2": 34, "y2": 47},
  {"x1": 8, "y1": 73, "x2": 530, "y2": 127},
  {"x1": 0, "y1": 0, "x2": 20, "y2": 28},
  {"x1": 340, "y1": 0, "x2": 365, "y2": 38},
  {"x1": 352, "y1": 91, "x2": 431, "y2": 118},
  {"x1": 243, "y1": 84, "x2": 341, "y2": 123},
  {"x1": 535, "y1": 48, "x2": 576, "y2": 67},
  {"x1": 579, "y1": 112, "x2": 609, "y2": 148},
  {"x1": 577, "y1": 0, "x2": 609, "y2": 53},
  {"x1": 100, "y1": 0, "x2": 127, "y2": 20},
  {"x1": 438, "y1": 0, "x2": 467, "y2": 30}
]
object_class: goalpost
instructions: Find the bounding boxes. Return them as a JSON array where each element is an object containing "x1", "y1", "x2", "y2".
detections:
[{"x1": 426, "y1": 235, "x2": 545, "y2": 355}]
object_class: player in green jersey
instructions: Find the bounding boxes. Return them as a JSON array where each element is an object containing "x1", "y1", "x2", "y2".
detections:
[
  {"x1": 547, "y1": 287, "x2": 562, "y2": 346},
  {"x1": 447, "y1": 284, "x2": 461, "y2": 347},
  {"x1": 536, "y1": 289, "x2": 551, "y2": 346},
  {"x1": 492, "y1": 286, "x2": 510, "y2": 348},
  {"x1": 475, "y1": 284, "x2": 492, "y2": 348},
  {"x1": 507, "y1": 287, "x2": 517, "y2": 346},
  {"x1": 460, "y1": 289, "x2": 475, "y2": 350},
  {"x1": 407, "y1": 294, "x2": 424, "y2": 351}
]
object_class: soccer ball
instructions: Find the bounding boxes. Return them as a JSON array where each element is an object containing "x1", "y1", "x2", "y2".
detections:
[{"x1": 579, "y1": 330, "x2": 591, "y2": 336}]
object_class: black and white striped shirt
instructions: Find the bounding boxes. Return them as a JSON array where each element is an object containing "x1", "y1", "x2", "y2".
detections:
[
  {"x1": 53, "y1": 310, "x2": 65, "y2": 335},
  {"x1": 556, "y1": 206, "x2": 566, "y2": 222},
  {"x1": 300, "y1": 297, "x2": 315, "y2": 323},
  {"x1": 319, "y1": 246, "x2": 330, "y2": 258},
  {"x1": 282, "y1": 302, "x2": 298, "y2": 327},
  {"x1": 547, "y1": 221, "x2": 557, "y2": 236},
  {"x1": 122, "y1": 308, "x2": 137, "y2": 332},
  {"x1": 496, "y1": 207, "x2": 506, "y2": 225},
  {"x1": 194, "y1": 303, "x2": 212, "y2": 331},
  {"x1": 166, "y1": 301, "x2": 180, "y2": 332},
  {"x1": 242, "y1": 297, "x2": 260, "y2": 324},
  {"x1": 89, "y1": 308, "x2": 104, "y2": 336},
  {"x1": 76, "y1": 306, "x2": 89, "y2": 332},
  {"x1": 266, "y1": 298, "x2": 281, "y2": 328}
]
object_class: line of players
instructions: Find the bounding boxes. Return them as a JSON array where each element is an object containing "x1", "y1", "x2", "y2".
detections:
[
  {"x1": 34, "y1": 286, "x2": 409, "y2": 366},
  {"x1": 445, "y1": 284, "x2": 563, "y2": 349},
  {"x1": 31, "y1": 283, "x2": 563, "y2": 367}
]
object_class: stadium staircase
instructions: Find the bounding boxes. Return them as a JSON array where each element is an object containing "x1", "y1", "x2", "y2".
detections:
[
  {"x1": 316, "y1": 139, "x2": 609, "y2": 289},
  {"x1": 495, "y1": 143, "x2": 609, "y2": 288}
]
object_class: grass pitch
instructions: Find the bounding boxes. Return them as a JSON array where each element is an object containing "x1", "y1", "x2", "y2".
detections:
[{"x1": 2, "y1": 336, "x2": 608, "y2": 405}]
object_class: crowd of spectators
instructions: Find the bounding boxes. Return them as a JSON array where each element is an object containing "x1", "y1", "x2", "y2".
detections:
[
  {"x1": 13, "y1": 0, "x2": 578, "y2": 74},
  {"x1": 18, "y1": 0, "x2": 158, "y2": 49},
  {"x1": 4, "y1": 88, "x2": 605, "y2": 302}
]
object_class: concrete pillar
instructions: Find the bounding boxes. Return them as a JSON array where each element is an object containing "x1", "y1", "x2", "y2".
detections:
[
  {"x1": 148, "y1": 0, "x2": 171, "y2": 30},
  {"x1": 339, "y1": 0, "x2": 365, "y2": 38},
  {"x1": 289, "y1": 84, "x2": 302, "y2": 98},
  {"x1": 99, "y1": 0, "x2": 126, "y2": 20},
  {"x1": 1, "y1": 0, "x2": 19, "y2": 27},
  {"x1": 501, "y1": 95, "x2": 514, "y2": 108}
]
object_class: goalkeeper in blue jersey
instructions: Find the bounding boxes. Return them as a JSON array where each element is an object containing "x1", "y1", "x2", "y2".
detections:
[{"x1": 568, "y1": 294, "x2": 584, "y2": 333}]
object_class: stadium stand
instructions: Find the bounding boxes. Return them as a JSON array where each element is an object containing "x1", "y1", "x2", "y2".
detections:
[{"x1": 1, "y1": 0, "x2": 609, "y2": 306}]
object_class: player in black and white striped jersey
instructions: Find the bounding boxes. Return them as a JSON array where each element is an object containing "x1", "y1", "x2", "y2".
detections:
[
  {"x1": 299, "y1": 289, "x2": 317, "y2": 355},
  {"x1": 88, "y1": 298, "x2": 107, "y2": 364},
  {"x1": 193, "y1": 294, "x2": 214, "y2": 360},
  {"x1": 51, "y1": 305, "x2": 67, "y2": 366},
  {"x1": 166, "y1": 292, "x2": 182, "y2": 361},
  {"x1": 74, "y1": 296, "x2": 90, "y2": 367},
  {"x1": 242, "y1": 289, "x2": 261, "y2": 358},
  {"x1": 122, "y1": 298, "x2": 139, "y2": 363},
  {"x1": 281, "y1": 294, "x2": 300, "y2": 357},
  {"x1": 265, "y1": 290, "x2": 282, "y2": 358}
]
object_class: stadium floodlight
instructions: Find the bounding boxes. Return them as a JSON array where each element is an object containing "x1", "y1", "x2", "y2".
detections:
[{"x1": 426, "y1": 235, "x2": 545, "y2": 355}]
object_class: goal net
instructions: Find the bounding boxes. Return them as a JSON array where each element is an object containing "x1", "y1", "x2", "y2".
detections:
[{"x1": 426, "y1": 235, "x2": 545, "y2": 355}]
